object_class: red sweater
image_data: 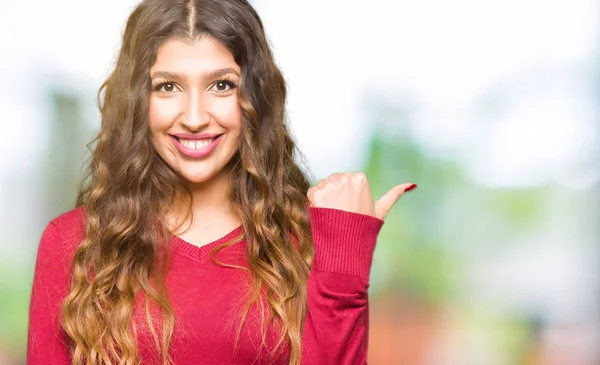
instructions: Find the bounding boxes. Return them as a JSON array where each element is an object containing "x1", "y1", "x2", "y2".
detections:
[{"x1": 28, "y1": 207, "x2": 383, "y2": 364}]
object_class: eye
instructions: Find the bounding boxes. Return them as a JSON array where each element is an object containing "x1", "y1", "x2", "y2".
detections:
[
  {"x1": 210, "y1": 79, "x2": 237, "y2": 94},
  {"x1": 153, "y1": 81, "x2": 180, "y2": 93}
]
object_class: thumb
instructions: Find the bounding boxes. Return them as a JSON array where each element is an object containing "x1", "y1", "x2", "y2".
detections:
[{"x1": 374, "y1": 183, "x2": 416, "y2": 220}]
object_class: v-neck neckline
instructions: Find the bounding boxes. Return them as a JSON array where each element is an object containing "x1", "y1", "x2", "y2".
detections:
[{"x1": 170, "y1": 225, "x2": 245, "y2": 262}]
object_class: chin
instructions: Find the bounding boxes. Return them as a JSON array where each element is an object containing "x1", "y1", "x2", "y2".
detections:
[{"x1": 179, "y1": 172, "x2": 213, "y2": 185}]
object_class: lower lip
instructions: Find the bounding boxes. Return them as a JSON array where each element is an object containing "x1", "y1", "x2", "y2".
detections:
[{"x1": 170, "y1": 135, "x2": 223, "y2": 158}]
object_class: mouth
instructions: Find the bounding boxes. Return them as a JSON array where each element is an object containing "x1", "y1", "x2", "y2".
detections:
[{"x1": 173, "y1": 135, "x2": 222, "y2": 150}]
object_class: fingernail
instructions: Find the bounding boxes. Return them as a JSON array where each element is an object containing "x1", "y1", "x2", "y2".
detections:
[{"x1": 404, "y1": 183, "x2": 417, "y2": 193}]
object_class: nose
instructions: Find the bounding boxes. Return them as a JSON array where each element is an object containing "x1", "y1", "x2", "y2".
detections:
[{"x1": 179, "y1": 91, "x2": 210, "y2": 131}]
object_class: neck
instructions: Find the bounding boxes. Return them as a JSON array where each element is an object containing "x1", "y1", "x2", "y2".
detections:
[
  {"x1": 167, "y1": 164, "x2": 240, "y2": 231},
  {"x1": 187, "y1": 173, "x2": 233, "y2": 219}
]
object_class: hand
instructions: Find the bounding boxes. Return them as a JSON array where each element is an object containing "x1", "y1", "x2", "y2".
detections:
[{"x1": 306, "y1": 172, "x2": 416, "y2": 220}]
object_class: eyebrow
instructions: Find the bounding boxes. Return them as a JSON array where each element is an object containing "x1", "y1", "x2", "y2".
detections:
[{"x1": 150, "y1": 67, "x2": 240, "y2": 81}]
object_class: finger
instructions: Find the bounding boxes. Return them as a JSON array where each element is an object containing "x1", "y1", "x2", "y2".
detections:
[
  {"x1": 316, "y1": 178, "x2": 328, "y2": 189},
  {"x1": 307, "y1": 186, "x2": 319, "y2": 204},
  {"x1": 374, "y1": 183, "x2": 416, "y2": 220},
  {"x1": 349, "y1": 172, "x2": 367, "y2": 182},
  {"x1": 328, "y1": 173, "x2": 344, "y2": 181}
]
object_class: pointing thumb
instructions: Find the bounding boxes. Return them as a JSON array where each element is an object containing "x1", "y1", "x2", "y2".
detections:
[{"x1": 374, "y1": 183, "x2": 416, "y2": 220}]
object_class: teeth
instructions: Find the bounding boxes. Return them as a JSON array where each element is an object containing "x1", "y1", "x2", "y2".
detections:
[{"x1": 179, "y1": 138, "x2": 214, "y2": 150}]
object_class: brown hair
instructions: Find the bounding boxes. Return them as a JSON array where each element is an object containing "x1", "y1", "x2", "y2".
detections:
[{"x1": 61, "y1": 0, "x2": 314, "y2": 363}]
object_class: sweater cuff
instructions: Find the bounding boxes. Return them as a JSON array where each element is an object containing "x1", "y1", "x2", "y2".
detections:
[{"x1": 309, "y1": 207, "x2": 384, "y2": 282}]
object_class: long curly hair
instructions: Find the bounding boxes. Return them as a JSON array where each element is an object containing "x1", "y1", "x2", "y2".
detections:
[{"x1": 60, "y1": 0, "x2": 315, "y2": 364}]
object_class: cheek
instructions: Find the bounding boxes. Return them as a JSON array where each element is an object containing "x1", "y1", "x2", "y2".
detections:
[
  {"x1": 148, "y1": 97, "x2": 178, "y2": 133},
  {"x1": 213, "y1": 98, "x2": 242, "y2": 132}
]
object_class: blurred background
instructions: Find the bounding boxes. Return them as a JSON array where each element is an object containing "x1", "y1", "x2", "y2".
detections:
[{"x1": 1, "y1": 0, "x2": 598, "y2": 364}]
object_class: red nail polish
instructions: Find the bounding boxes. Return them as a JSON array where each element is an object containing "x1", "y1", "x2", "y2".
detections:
[{"x1": 404, "y1": 183, "x2": 417, "y2": 192}]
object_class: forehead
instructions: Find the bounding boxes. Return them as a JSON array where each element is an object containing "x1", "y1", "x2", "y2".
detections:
[{"x1": 151, "y1": 36, "x2": 240, "y2": 74}]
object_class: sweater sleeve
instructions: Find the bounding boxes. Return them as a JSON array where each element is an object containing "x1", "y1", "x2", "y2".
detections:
[
  {"x1": 27, "y1": 222, "x2": 73, "y2": 364},
  {"x1": 301, "y1": 207, "x2": 384, "y2": 365}
]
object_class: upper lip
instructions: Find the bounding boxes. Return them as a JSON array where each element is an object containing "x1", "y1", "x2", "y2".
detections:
[{"x1": 171, "y1": 132, "x2": 223, "y2": 140}]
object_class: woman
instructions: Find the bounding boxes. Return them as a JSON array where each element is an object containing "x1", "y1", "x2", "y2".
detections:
[{"x1": 27, "y1": 0, "x2": 416, "y2": 364}]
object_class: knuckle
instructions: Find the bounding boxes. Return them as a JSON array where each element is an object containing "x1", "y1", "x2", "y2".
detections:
[
  {"x1": 329, "y1": 173, "x2": 342, "y2": 182},
  {"x1": 352, "y1": 172, "x2": 367, "y2": 181}
]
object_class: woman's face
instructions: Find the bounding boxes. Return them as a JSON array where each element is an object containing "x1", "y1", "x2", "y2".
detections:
[{"x1": 148, "y1": 35, "x2": 242, "y2": 187}]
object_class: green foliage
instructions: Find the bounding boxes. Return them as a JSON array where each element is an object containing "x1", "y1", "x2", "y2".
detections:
[
  {"x1": 364, "y1": 128, "x2": 460, "y2": 304},
  {"x1": 0, "y1": 263, "x2": 31, "y2": 359}
]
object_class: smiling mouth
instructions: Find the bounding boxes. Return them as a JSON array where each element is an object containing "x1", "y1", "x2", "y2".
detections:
[{"x1": 174, "y1": 136, "x2": 220, "y2": 150}]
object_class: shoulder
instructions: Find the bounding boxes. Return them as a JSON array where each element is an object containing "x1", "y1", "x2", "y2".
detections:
[
  {"x1": 30, "y1": 208, "x2": 87, "y2": 319},
  {"x1": 48, "y1": 206, "x2": 86, "y2": 233},
  {"x1": 38, "y1": 207, "x2": 86, "y2": 260}
]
